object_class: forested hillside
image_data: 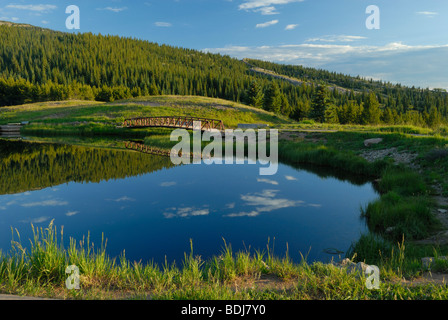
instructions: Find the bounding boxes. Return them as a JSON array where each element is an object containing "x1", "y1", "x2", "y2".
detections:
[{"x1": 0, "y1": 22, "x2": 447, "y2": 127}]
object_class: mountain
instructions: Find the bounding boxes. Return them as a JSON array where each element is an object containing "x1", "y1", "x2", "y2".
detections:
[{"x1": 0, "y1": 22, "x2": 447, "y2": 127}]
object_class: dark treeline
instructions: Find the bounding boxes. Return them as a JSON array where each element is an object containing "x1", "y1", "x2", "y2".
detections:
[
  {"x1": 0, "y1": 140, "x2": 175, "y2": 195},
  {"x1": 245, "y1": 59, "x2": 448, "y2": 127},
  {"x1": 0, "y1": 24, "x2": 447, "y2": 128},
  {"x1": 0, "y1": 25, "x2": 250, "y2": 105}
]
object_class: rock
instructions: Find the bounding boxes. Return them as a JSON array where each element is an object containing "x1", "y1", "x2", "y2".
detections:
[
  {"x1": 385, "y1": 226, "x2": 395, "y2": 234},
  {"x1": 364, "y1": 138, "x2": 383, "y2": 147},
  {"x1": 335, "y1": 259, "x2": 370, "y2": 278},
  {"x1": 422, "y1": 256, "x2": 448, "y2": 269},
  {"x1": 438, "y1": 209, "x2": 448, "y2": 214}
]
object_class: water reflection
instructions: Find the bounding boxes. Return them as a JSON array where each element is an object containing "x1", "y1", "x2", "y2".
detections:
[
  {"x1": 0, "y1": 139, "x2": 379, "y2": 265},
  {"x1": 0, "y1": 138, "x2": 175, "y2": 195},
  {"x1": 225, "y1": 189, "x2": 318, "y2": 218}
]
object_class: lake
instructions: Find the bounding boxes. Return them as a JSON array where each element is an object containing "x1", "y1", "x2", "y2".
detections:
[{"x1": 0, "y1": 139, "x2": 378, "y2": 266}]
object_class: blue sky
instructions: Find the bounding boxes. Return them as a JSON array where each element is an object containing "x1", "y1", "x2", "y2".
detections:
[{"x1": 1, "y1": 0, "x2": 448, "y2": 89}]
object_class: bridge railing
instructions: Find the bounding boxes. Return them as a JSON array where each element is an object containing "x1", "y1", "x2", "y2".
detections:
[{"x1": 123, "y1": 116, "x2": 225, "y2": 131}]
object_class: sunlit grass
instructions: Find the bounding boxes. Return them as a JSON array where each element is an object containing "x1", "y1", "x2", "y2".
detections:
[
  {"x1": 2, "y1": 221, "x2": 448, "y2": 300},
  {"x1": 0, "y1": 96, "x2": 294, "y2": 131}
]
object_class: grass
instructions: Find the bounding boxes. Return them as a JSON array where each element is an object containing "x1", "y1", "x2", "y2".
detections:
[
  {"x1": 279, "y1": 138, "x2": 440, "y2": 243},
  {"x1": 274, "y1": 129, "x2": 448, "y2": 283},
  {"x1": 0, "y1": 96, "x2": 294, "y2": 135},
  {"x1": 278, "y1": 121, "x2": 448, "y2": 136},
  {"x1": 2, "y1": 221, "x2": 448, "y2": 300}
]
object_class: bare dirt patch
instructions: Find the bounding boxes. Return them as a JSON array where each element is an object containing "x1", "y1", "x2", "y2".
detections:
[
  {"x1": 279, "y1": 131, "x2": 327, "y2": 143},
  {"x1": 359, "y1": 147, "x2": 419, "y2": 169},
  {"x1": 230, "y1": 274, "x2": 298, "y2": 293},
  {"x1": 398, "y1": 272, "x2": 448, "y2": 287},
  {"x1": 110, "y1": 101, "x2": 163, "y2": 107}
]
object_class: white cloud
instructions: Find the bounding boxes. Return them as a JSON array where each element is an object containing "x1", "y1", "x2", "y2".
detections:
[
  {"x1": 225, "y1": 202, "x2": 235, "y2": 209},
  {"x1": 240, "y1": 189, "x2": 302, "y2": 211},
  {"x1": 6, "y1": 4, "x2": 57, "y2": 13},
  {"x1": 66, "y1": 211, "x2": 79, "y2": 217},
  {"x1": 285, "y1": 175, "x2": 297, "y2": 181},
  {"x1": 255, "y1": 6, "x2": 278, "y2": 15},
  {"x1": 160, "y1": 181, "x2": 177, "y2": 187},
  {"x1": 239, "y1": 0, "x2": 303, "y2": 10},
  {"x1": 164, "y1": 206, "x2": 210, "y2": 219},
  {"x1": 226, "y1": 210, "x2": 260, "y2": 217},
  {"x1": 20, "y1": 216, "x2": 51, "y2": 224},
  {"x1": 306, "y1": 35, "x2": 367, "y2": 43},
  {"x1": 226, "y1": 189, "x2": 318, "y2": 217},
  {"x1": 417, "y1": 11, "x2": 438, "y2": 17},
  {"x1": 98, "y1": 7, "x2": 128, "y2": 13},
  {"x1": 21, "y1": 200, "x2": 68, "y2": 207},
  {"x1": 107, "y1": 196, "x2": 136, "y2": 202},
  {"x1": 256, "y1": 19, "x2": 278, "y2": 28},
  {"x1": 155, "y1": 21, "x2": 172, "y2": 27},
  {"x1": 0, "y1": 16, "x2": 19, "y2": 21},
  {"x1": 257, "y1": 178, "x2": 279, "y2": 185},
  {"x1": 239, "y1": 0, "x2": 303, "y2": 18},
  {"x1": 285, "y1": 24, "x2": 298, "y2": 30},
  {"x1": 203, "y1": 42, "x2": 448, "y2": 67}
]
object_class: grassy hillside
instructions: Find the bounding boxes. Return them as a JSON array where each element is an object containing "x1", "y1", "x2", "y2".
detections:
[{"x1": 0, "y1": 95, "x2": 294, "y2": 136}]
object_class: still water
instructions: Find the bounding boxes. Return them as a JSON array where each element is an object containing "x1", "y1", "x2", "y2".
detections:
[{"x1": 0, "y1": 139, "x2": 378, "y2": 265}]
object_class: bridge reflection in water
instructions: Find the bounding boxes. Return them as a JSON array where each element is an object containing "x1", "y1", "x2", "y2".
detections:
[{"x1": 124, "y1": 141, "x2": 205, "y2": 160}]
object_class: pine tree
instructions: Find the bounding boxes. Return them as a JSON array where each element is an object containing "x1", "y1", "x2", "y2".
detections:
[
  {"x1": 149, "y1": 82, "x2": 160, "y2": 95},
  {"x1": 324, "y1": 104, "x2": 340, "y2": 124},
  {"x1": 263, "y1": 82, "x2": 282, "y2": 114},
  {"x1": 246, "y1": 80, "x2": 264, "y2": 108},
  {"x1": 291, "y1": 99, "x2": 310, "y2": 121},
  {"x1": 426, "y1": 106, "x2": 441, "y2": 128},
  {"x1": 280, "y1": 93, "x2": 292, "y2": 117},
  {"x1": 361, "y1": 92, "x2": 381, "y2": 125},
  {"x1": 309, "y1": 85, "x2": 328, "y2": 123},
  {"x1": 381, "y1": 107, "x2": 395, "y2": 125}
]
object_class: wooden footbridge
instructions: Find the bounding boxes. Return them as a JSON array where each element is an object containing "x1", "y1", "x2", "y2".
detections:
[{"x1": 123, "y1": 116, "x2": 225, "y2": 132}]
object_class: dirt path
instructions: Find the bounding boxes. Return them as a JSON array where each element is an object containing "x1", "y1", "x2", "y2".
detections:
[{"x1": 0, "y1": 294, "x2": 54, "y2": 300}]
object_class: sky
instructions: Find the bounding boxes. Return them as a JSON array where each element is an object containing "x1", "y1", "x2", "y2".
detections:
[{"x1": 0, "y1": 0, "x2": 447, "y2": 89}]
